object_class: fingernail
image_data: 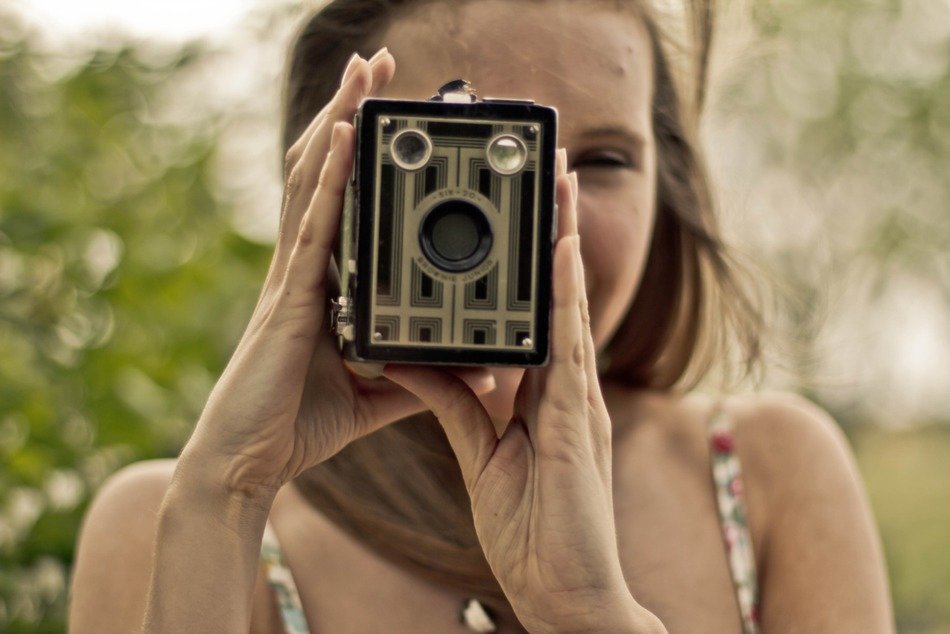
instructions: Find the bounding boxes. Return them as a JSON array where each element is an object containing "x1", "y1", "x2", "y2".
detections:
[
  {"x1": 347, "y1": 60, "x2": 370, "y2": 97},
  {"x1": 568, "y1": 171, "x2": 579, "y2": 203},
  {"x1": 556, "y1": 148, "x2": 567, "y2": 175},
  {"x1": 574, "y1": 236, "x2": 585, "y2": 291},
  {"x1": 330, "y1": 121, "x2": 346, "y2": 149},
  {"x1": 340, "y1": 52, "x2": 361, "y2": 87},
  {"x1": 368, "y1": 46, "x2": 389, "y2": 66},
  {"x1": 473, "y1": 373, "x2": 497, "y2": 394}
]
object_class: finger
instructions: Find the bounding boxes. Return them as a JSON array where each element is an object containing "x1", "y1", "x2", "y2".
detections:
[
  {"x1": 519, "y1": 169, "x2": 582, "y2": 440},
  {"x1": 274, "y1": 50, "x2": 398, "y2": 289},
  {"x1": 367, "y1": 48, "x2": 396, "y2": 96},
  {"x1": 250, "y1": 50, "x2": 394, "y2": 332},
  {"x1": 278, "y1": 122, "x2": 354, "y2": 322},
  {"x1": 534, "y1": 167, "x2": 590, "y2": 456},
  {"x1": 560, "y1": 171, "x2": 597, "y2": 389},
  {"x1": 251, "y1": 54, "x2": 369, "y2": 322},
  {"x1": 343, "y1": 361, "x2": 496, "y2": 392},
  {"x1": 351, "y1": 374, "x2": 429, "y2": 434},
  {"x1": 508, "y1": 148, "x2": 569, "y2": 446},
  {"x1": 569, "y1": 230, "x2": 612, "y2": 487},
  {"x1": 556, "y1": 146, "x2": 567, "y2": 177},
  {"x1": 446, "y1": 366, "x2": 498, "y2": 394},
  {"x1": 279, "y1": 57, "x2": 370, "y2": 246},
  {"x1": 320, "y1": 49, "x2": 395, "y2": 303},
  {"x1": 574, "y1": 221, "x2": 601, "y2": 394},
  {"x1": 556, "y1": 170, "x2": 579, "y2": 240},
  {"x1": 511, "y1": 365, "x2": 543, "y2": 449},
  {"x1": 351, "y1": 365, "x2": 497, "y2": 434},
  {"x1": 573, "y1": 236, "x2": 612, "y2": 487},
  {"x1": 382, "y1": 364, "x2": 497, "y2": 493},
  {"x1": 285, "y1": 48, "x2": 394, "y2": 202},
  {"x1": 558, "y1": 169, "x2": 598, "y2": 391},
  {"x1": 544, "y1": 234, "x2": 587, "y2": 419},
  {"x1": 553, "y1": 178, "x2": 609, "y2": 477},
  {"x1": 286, "y1": 51, "x2": 361, "y2": 160},
  {"x1": 283, "y1": 47, "x2": 391, "y2": 173}
]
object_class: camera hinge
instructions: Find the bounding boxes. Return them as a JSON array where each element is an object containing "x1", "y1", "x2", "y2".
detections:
[{"x1": 330, "y1": 297, "x2": 356, "y2": 341}]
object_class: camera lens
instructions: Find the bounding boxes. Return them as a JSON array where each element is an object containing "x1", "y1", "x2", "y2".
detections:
[
  {"x1": 486, "y1": 134, "x2": 528, "y2": 175},
  {"x1": 391, "y1": 129, "x2": 432, "y2": 171},
  {"x1": 420, "y1": 200, "x2": 493, "y2": 272},
  {"x1": 432, "y1": 214, "x2": 478, "y2": 259}
]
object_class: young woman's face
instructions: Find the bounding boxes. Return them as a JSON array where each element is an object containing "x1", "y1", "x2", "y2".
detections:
[{"x1": 377, "y1": 0, "x2": 657, "y2": 426}]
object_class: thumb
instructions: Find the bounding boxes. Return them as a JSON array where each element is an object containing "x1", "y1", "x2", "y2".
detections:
[{"x1": 382, "y1": 364, "x2": 497, "y2": 492}]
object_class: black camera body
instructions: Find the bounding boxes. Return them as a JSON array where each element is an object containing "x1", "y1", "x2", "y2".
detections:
[{"x1": 331, "y1": 82, "x2": 558, "y2": 367}]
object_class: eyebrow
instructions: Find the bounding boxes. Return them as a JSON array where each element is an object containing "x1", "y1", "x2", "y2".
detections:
[{"x1": 574, "y1": 125, "x2": 648, "y2": 151}]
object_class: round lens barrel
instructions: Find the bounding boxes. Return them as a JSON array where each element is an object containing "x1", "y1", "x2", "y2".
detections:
[
  {"x1": 420, "y1": 200, "x2": 493, "y2": 272},
  {"x1": 391, "y1": 129, "x2": 432, "y2": 171},
  {"x1": 432, "y1": 213, "x2": 479, "y2": 260},
  {"x1": 486, "y1": 134, "x2": 528, "y2": 175}
]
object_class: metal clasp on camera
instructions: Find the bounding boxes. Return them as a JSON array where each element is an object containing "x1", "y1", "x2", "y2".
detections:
[
  {"x1": 429, "y1": 79, "x2": 478, "y2": 103},
  {"x1": 330, "y1": 297, "x2": 355, "y2": 341},
  {"x1": 427, "y1": 79, "x2": 537, "y2": 106}
]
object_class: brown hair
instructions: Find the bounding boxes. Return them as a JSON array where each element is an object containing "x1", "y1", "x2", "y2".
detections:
[{"x1": 284, "y1": 0, "x2": 762, "y2": 628}]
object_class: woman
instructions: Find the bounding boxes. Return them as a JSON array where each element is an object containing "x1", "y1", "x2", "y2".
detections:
[{"x1": 68, "y1": 1, "x2": 894, "y2": 632}]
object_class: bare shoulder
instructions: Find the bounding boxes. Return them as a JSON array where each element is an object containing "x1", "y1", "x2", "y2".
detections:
[
  {"x1": 720, "y1": 391, "x2": 861, "y2": 548},
  {"x1": 74, "y1": 458, "x2": 178, "y2": 555},
  {"x1": 609, "y1": 387, "x2": 852, "y2": 487},
  {"x1": 73, "y1": 458, "x2": 177, "y2": 566},
  {"x1": 88, "y1": 458, "x2": 178, "y2": 510},
  {"x1": 608, "y1": 387, "x2": 892, "y2": 630},
  {"x1": 69, "y1": 459, "x2": 178, "y2": 632},
  {"x1": 70, "y1": 459, "x2": 280, "y2": 633},
  {"x1": 724, "y1": 391, "x2": 856, "y2": 495},
  {"x1": 724, "y1": 391, "x2": 895, "y2": 632}
]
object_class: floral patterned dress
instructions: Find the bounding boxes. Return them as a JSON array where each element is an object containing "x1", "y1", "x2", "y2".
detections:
[
  {"x1": 709, "y1": 404, "x2": 763, "y2": 633},
  {"x1": 262, "y1": 403, "x2": 762, "y2": 633}
]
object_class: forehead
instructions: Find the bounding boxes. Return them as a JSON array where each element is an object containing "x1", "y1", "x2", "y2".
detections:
[{"x1": 377, "y1": 0, "x2": 653, "y2": 139}]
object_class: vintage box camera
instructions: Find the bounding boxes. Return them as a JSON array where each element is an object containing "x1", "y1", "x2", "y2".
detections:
[{"x1": 331, "y1": 81, "x2": 558, "y2": 367}]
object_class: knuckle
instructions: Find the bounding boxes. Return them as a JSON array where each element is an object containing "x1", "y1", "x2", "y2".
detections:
[
  {"x1": 586, "y1": 388, "x2": 602, "y2": 413},
  {"x1": 284, "y1": 147, "x2": 302, "y2": 176},
  {"x1": 552, "y1": 339, "x2": 585, "y2": 368},
  {"x1": 538, "y1": 436, "x2": 587, "y2": 467},
  {"x1": 578, "y1": 300, "x2": 591, "y2": 328},
  {"x1": 296, "y1": 211, "x2": 313, "y2": 246},
  {"x1": 571, "y1": 341, "x2": 585, "y2": 367},
  {"x1": 315, "y1": 167, "x2": 333, "y2": 192},
  {"x1": 546, "y1": 392, "x2": 579, "y2": 419},
  {"x1": 316, "y1": 162, "x2": 346, "y2": 198},
  {"x1": 329, "y1": 86, "x2": 359, "y2": 118},
  {"x1": 285, "y1": 164, "x2": 304, "y2": 198}
]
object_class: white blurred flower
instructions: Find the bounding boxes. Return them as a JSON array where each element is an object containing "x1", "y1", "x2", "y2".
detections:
[
  {"x1": 6, "y1": 487, "x2": 45, "y2": 538},
  {"x1": 44, "y1": 469, "x2": 86, "y2": 512},
  {"x1": 31, "y1": 557, "x2": 67, "y2": 603}
]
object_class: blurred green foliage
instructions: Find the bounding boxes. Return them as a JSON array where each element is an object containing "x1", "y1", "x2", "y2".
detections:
[
  {"x1": 852, "y1": 426, "x2": 950, "y2": 633},
  {"x1": 0, "y1": 0, "x2": 948, "y2": 631},
  {"x1": 707, "y1": 0, "x2": 950, "y2": 425},
  {"x1": 0, "y1": 14, "x2": 271, "y2": 632}
]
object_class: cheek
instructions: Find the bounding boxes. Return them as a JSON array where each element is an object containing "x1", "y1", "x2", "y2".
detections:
[{"x1": 576, "y1": 190, "x2": 655, "y2": 348}]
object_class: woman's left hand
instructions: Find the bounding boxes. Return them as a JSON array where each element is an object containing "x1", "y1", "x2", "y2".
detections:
[{"x1": 384, "y1": 151, "x2": 658, "y2": 633}]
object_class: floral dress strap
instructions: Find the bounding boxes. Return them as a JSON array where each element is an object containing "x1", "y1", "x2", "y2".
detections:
[
  {"x1": 262, "y1": 521, "x2": 311, "y2": 634},
  {"x1": 708, "y1": 402, "x2": 762, "y2": 633}
]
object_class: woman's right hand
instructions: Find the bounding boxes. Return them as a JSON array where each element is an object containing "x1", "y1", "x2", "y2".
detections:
[{"x1": 179, "y1": 49, "x2": 496, "y2": 499}]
